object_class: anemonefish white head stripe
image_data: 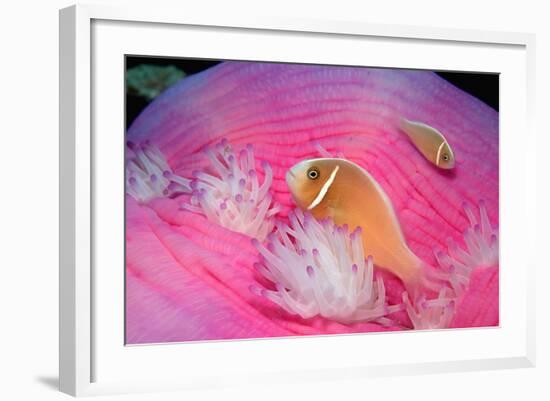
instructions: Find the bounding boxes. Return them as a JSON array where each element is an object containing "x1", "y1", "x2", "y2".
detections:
[
  {"x1": 307, "y1": 165, "x2": 340, "y2": 210},
  {"x1": 435, "y1": 141, "x2": 447, "y2": 167},
  {"x1": 399, "y1": 118, "x2": 455, "y2": 169}
]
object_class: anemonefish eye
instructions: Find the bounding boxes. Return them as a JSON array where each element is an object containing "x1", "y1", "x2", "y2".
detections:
[
  {"x1": 443, "y1": 154, "x2": 449, "y2": 161},
  {"x1": 307, "y1": 167, "x2": 320, "y2": 180}
]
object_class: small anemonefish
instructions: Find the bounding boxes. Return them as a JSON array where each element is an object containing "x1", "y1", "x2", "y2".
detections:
[
  {"x1": 399, "y1": 119, "x2": 455, "y2": 169},
  {"x1": 286, "y1": 157, "x2": 431, "y2": 296}
]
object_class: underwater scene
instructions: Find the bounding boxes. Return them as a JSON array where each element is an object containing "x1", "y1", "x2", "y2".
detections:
[{"x1": 125, "y1": 58, "x2": 499, "y2": 344}]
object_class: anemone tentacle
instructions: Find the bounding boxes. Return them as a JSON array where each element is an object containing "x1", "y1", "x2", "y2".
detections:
[
  {"x1": 313, "y1": 142, "x2": 345, "y2": 159},
  {"x1": 402, "y1": 288, "x2": 455, "y2": 330},
  {"x1": 126, "y1": 141, "x2": 191, "y2": 203},
  {"x1": 433, "y1": 200, "x2": 499, "y2": 296},
  {"x1": 251, "y1": 209, "x2": 402, "y2": 323},
  {"x1": 402, "y1": 200, "x2": 499, "y2": 328},
  {"x1": 181, "y1": 140, "x2": 281, "y2": 241}
]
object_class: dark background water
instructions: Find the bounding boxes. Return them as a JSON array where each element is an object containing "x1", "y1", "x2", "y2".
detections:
[{"x1": 126, "y1": 56, "x2": 499, "y2": 129}]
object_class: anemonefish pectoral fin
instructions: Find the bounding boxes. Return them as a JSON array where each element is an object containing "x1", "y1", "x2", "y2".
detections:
[
  {"x1": 323, "y1": 206, "x2": 336, "y2": 220},
  {"x1": 324, "y1": 199, "x2": 341, "y2": 219}
]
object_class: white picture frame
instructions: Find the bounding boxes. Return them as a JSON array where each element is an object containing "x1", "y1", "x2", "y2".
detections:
[{"x1": 59, "y1": 4, "x2": 536, "y2": 397}]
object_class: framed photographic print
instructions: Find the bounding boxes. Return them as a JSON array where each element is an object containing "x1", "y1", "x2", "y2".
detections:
[{"x1": 59, "y1": 4, "x2": 536, "y2": 397}]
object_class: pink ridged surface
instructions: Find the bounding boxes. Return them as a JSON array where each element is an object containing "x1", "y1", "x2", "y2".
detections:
[
  {"x1": 450, "y1": 266, "x2": 499, "y2": 328},
  {"x1": 126, "y1": 61, "x2": 498, "y2": 343}
]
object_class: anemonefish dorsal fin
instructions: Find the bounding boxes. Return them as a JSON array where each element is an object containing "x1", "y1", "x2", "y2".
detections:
[{"x1": 399, "y1": 118, "x2": 455, "y2": 169}]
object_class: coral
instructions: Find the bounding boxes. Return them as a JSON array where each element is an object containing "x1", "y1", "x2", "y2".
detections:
[{"x1": 126, "y1": 64, "x2": 185, "y2": 100}]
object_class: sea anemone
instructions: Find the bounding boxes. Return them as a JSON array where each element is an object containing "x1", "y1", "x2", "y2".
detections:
[
  {"x1": 403, "y1": 288, "x2": 455, "y2": 330},
  {"x1": 400, "y1": 200, "x2": 499, "y2": 329},
  {"x1": 181, "y1": 140, "x2": 280, "y2": 240},
  {"x1": 251, "y1": 209, "x2": 400, "y2": 323},
  {"x1": 125, "y1": 61, "x2": 499, "y2": 343},
  {"x1": 126, "y1": 140, "x2": 191, "y2": 203},
  {"x1": 434, "y1": 201, "x2": 499, "y2": 296}
]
